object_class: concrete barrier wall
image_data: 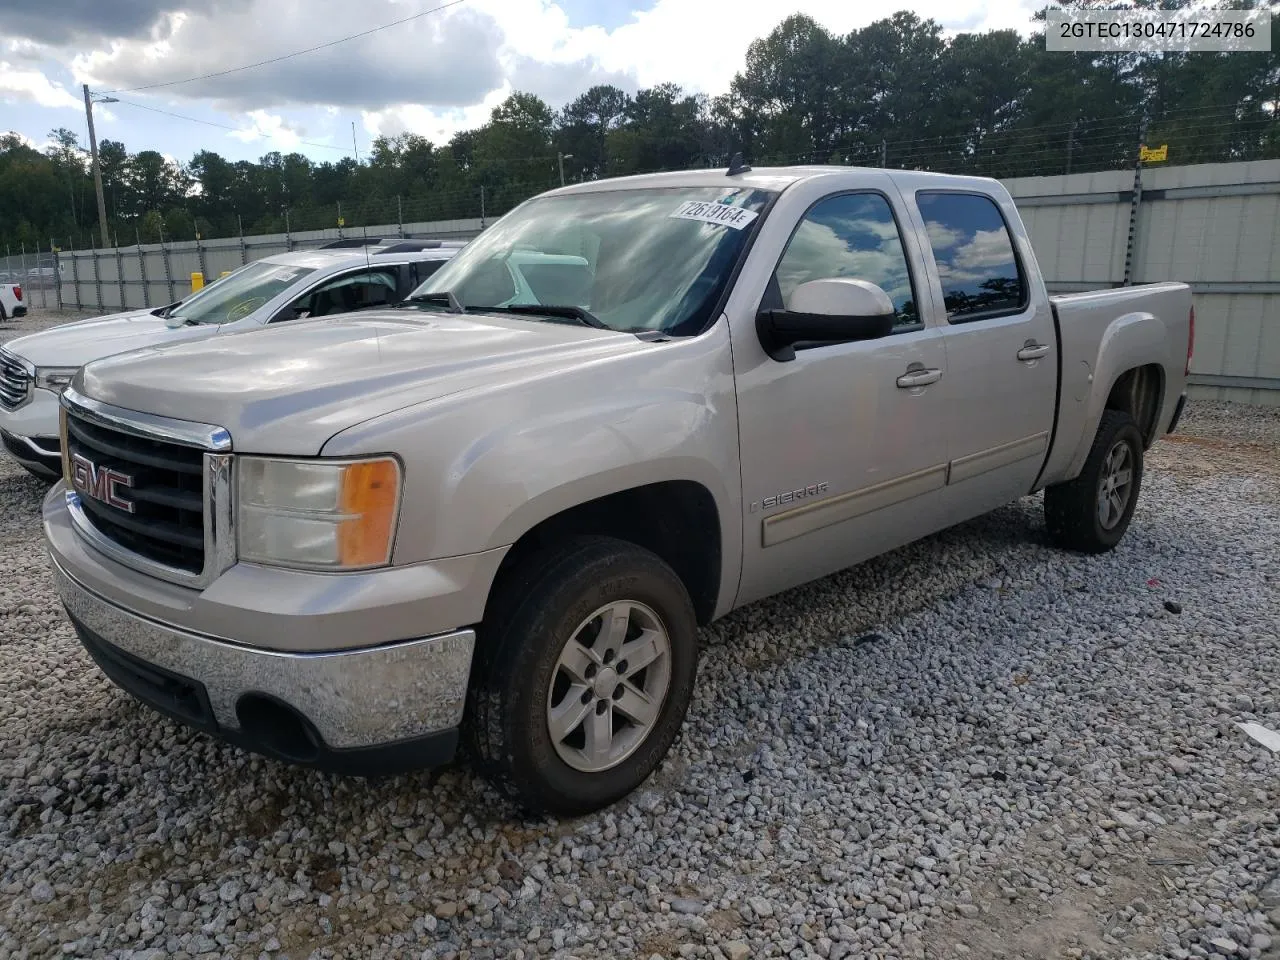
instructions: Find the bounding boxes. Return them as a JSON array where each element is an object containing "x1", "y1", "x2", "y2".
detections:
[
  {"x1": 56, "y1": 218, "x2": 485, "y2": 313},
  {"x1": 1005, "y1": 159, "x2": 1280, "y2": 406}
]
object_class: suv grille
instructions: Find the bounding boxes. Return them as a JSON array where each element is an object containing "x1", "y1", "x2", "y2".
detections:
[
  {"x1": 65, "y1": 411, "x2": 206, "y2": 574},
  {"x1": 0, "y1": 349, "x2": 31, "y2": 410}
]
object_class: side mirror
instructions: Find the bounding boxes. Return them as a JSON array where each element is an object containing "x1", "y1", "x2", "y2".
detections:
[{"x1": 757, "y1": 278, "x2": 896, "y2": 361}]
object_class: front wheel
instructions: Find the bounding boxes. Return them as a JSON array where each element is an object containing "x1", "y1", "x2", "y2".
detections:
[
  {"x1": 1044, "y1": 409, "x2": 1144, "y2": 554},
  {"x1": 465, "y1": 536, "x2": 699, "y2": 816}
]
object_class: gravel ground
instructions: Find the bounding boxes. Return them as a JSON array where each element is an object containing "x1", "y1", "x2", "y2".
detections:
[{"x1": 1, "y1": 310, "x2": 1277, "y2": 960}]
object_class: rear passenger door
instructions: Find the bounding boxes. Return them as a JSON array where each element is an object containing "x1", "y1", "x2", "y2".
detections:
[{"x1": 913, "y1": 190, "x2": 1058, "y2": 513}]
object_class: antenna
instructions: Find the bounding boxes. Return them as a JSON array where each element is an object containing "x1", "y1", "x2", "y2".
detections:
[{"x1": 727, "y1": 152, "x2": 751, "y2": 176}]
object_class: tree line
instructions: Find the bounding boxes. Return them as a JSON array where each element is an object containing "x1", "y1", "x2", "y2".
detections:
[{"x1": 1, "y1": 7, "x2": 1277, "y2": 252}]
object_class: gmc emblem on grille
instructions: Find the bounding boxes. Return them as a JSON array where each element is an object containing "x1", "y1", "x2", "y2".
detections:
[{"x1": 70, "y1": 453, "x2": 135, "y2": 514}]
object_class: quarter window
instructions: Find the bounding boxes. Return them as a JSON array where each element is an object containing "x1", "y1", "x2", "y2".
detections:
[
  {"x1": 917, "y1": 192, "x2": 1026, "y2": 321},
  {"x1": 774, "y1": 192, "x2": 919, "y2": 330}
]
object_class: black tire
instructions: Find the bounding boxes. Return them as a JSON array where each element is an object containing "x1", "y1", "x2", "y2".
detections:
[
  {"x1": 1044, "y1": 409, "x2": 1144, "y2": 554},
  {"x1": 465, "y1": 536, "x2": 699, "y2": 817}
]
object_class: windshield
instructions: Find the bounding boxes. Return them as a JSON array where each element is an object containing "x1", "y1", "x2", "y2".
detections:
[
  {"x1": 409, "y1": 185, "x2": 775, "y2": 336},
  {"x1": 170, "y1": 260, "x2": 318, "y2": 325}
]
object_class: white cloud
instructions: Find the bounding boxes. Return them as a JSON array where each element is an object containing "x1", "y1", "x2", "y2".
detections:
[
  {"x1": 925, "y1": 222, "x2": 964, "y2": 250},
  {"x1": 953, "y1": 227, "x2": 1016, "y2": 269},
  {"x1": 73, "y1": 0, "x2": 1041, "y2": 112},
  {"x1": 2, "y1": 130, "x2": 38, "y2": 148},
  {"x1": 229, "y1": 109, "x2": 304, "y2": 149},
  {"x1": 362, "y1": 87, "x2": 510, "y2": 146},
  {"x1": 0, "y1": 61, "x2": 81, "y2": 110},
  {"x1": 464, "y1": 0, "x2": 1040, "y2": 97},
  {"x1": 6, "y1": 0, "x2": 1045, "y2": 156},
  {"x1": 74, "y1": 2, "x2": 503, "y2": 112}
]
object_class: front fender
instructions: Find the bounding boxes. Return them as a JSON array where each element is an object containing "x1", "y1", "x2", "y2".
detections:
[{"x1": 320, "y1": 327, "x2": 743, "y2": 610}]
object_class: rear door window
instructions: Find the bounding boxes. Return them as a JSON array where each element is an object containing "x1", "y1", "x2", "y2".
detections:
[{"x1": 916, "y1": 192, "x2": 1026, "y2": 322}]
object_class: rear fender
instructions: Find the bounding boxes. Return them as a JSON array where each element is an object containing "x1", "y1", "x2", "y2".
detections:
[{"x1": 1062, "y1": 310, "x2": 1172, "y2": 480}]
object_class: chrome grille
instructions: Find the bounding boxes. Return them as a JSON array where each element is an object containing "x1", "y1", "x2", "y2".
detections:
[
  {"x1": 65, "y1": 412, "x2": 207, "y2": 573},
  {"x1": 61, "y1": 388, "x2": 234, "y2": 589},
  {"x1": 0, "y1": 349, "x2": 31, "y2": 410}
]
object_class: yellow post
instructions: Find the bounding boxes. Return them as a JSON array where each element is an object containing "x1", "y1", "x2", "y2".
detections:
[{"x1": 191, "y1": 271, "x2": 204, "y2": 292}]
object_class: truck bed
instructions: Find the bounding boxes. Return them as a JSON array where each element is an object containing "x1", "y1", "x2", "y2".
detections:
[{"x1": 1038, "y1": 281, "x2": 1193, "y2": 490}]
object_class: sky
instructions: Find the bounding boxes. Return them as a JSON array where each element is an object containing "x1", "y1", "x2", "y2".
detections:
[{"x1": 0, "y1": 0, "x2": 1043, "y2": 166}]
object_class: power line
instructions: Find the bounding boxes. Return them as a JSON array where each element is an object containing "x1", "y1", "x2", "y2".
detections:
[
  {"x1": 100, "y1": 0, "x2": 469, "y2": 95},
  {"x1": 112, "y1": 97, "x2": 353, "y2": 154}
]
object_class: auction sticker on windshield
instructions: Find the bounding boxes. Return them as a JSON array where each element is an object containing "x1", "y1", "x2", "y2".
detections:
[{"x1": 669, "y1": 200, "x2": 760, "y2": 230}]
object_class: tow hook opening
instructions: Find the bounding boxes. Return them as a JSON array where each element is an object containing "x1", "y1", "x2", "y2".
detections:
[{"x1": 236, "y1": 693, "x2": 323, "y2": 763}]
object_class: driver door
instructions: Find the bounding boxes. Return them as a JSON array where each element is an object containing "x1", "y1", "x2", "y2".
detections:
[{"x1": 733, "y1": 189, "x2": 953, "y2": 606}]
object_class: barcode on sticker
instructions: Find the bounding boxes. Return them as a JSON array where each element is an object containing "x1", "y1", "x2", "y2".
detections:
[{"x1": 669, "y1": 200, "x2": 759, "y2": 230}]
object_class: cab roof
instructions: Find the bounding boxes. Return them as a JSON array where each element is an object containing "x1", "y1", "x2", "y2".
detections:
[{"x1": 540, "y1": 164, "x2": 1002, "y2": 198}]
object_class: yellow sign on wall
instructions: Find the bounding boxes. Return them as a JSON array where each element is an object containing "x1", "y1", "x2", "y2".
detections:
[{"x1": 1140, "y1": 144, "x2": 1168, "y2": 163}]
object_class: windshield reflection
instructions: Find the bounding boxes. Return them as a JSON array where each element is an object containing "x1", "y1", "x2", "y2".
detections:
[
  {"x1": 169, "y1": 261, "x2": 317, "y2": 326},
  {"x1": 409, "y1": 186, "x2": 775, "y2": 337}
]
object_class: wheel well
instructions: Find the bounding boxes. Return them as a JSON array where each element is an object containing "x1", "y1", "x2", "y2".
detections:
[
  {"x1": 485, "y1": 481, "x2": 722, "y2": 626},
  {"x1": 1105, "y1": 364, "x2": 1164, "y2": 446}
]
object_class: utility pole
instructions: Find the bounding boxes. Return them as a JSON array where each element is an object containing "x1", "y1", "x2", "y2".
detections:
[
  {"x1": 558, "y1": 152, "x2": 573, "y2": 187},
  {"x1": 83, "y1": 84, "x2": 117, "y2": 249},
  {"x1": 1122, "y1": 115, "x2": 1149, "y2": 287}
]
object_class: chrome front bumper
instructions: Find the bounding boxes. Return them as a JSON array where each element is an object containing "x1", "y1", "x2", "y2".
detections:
[
  {"x1": 0, "y1": 428, "x2": 60, "y2": 479},
  {"x1": 51, "y1": 554, "x2": 476, "y2": 773}
]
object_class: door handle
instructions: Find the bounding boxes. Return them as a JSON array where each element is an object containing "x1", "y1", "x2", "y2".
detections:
[
  {"x1": 1017, "y1": 343, "x2": 1051, "y2": 362},
  {"x1": 896, "y1": 367, "x2": 942, "y2": 388}
]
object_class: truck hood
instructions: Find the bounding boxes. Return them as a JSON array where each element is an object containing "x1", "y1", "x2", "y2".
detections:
[
  {"x1": 2, "y1": 307, "x2": 213, "y2": 367},
  {"x1": 77, "y1": 309, "x2": 651, "y2": 454}
]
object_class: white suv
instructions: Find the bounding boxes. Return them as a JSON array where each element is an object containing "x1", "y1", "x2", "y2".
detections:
[{"x1": 0, "y1": 240, "x2": 464, "y2": 479}]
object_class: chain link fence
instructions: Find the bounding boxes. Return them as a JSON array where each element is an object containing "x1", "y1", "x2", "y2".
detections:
[{"x1": 0, "y1": 248, "x2": 62, "y2": 313}]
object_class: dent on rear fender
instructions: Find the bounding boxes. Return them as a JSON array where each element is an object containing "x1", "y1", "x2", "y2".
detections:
[{"x1": 1065, "y1": 311, "x2": 1171, "y2": 477}]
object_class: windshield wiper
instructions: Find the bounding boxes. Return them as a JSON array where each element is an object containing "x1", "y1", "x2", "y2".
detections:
[
  {"x1": 400, "y1": 290, "x2": 464, "y2": 313},
  {"x1": 478, "y1": 304, "x2": 609, "y2": 330}
]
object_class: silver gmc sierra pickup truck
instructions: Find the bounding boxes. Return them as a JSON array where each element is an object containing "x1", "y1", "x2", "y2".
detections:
[{"x1": 42, "y1": 163, "x2": 1194, "y2": 815}]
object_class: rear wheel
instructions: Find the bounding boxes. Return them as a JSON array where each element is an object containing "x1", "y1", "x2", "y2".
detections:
[
  {"x1": 1044, "y1": 410, "x2": 1144, "y2": 553},
  {"x1": 465, "y1": 536, "x2": 698, "y2": 816}
]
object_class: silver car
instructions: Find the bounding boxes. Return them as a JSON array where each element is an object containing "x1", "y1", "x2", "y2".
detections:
[{"x1": 0, "y1": 240, "x2": 465, "y2": 478}]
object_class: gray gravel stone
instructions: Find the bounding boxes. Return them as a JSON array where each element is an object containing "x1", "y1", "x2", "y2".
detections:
[
  {"x1": 0, "y1": 352, "x2": 1275, "y2": 960},
  {"x1": 669, "y1": 898, "x2": 704, "y2": 915}
]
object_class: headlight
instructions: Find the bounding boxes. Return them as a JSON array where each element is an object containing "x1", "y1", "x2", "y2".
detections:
[
  {"x1": 236, "y1": 457, "x2": 402, "y2": 570},
  {"x1": 35, "y1": 367, "x2": 78, "y2": 393}
]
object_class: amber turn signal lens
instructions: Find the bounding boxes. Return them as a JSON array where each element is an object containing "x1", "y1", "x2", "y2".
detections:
[{"x1": 337, "y1": 459, "x2": 401, "y2": 567}]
